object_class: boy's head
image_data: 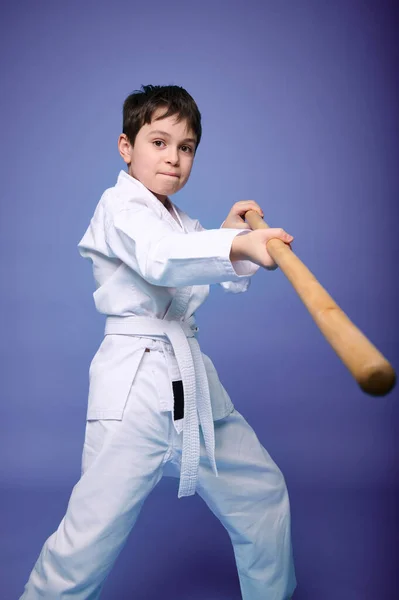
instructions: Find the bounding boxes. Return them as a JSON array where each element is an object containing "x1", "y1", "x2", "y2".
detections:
[{"x1": 118, "y1": 85, "x2": 202, "y2": 204}]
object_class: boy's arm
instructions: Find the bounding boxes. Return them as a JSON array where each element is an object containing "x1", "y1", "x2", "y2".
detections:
[
  {"x1": 193, "y1": 219, "x2": 260, "y2": 294},
  {"x1": 103, "y1": 204, "x2": 254, "y2": 288}
]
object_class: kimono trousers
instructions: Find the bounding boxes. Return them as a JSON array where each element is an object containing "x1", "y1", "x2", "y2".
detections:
[{"x1": 20, "y1": 170, "x2": 297, "y2": 599}]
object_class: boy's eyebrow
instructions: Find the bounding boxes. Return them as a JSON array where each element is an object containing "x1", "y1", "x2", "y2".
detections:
[{"x1": 147, "y1": 129, "x2": 197, "y2": 143}]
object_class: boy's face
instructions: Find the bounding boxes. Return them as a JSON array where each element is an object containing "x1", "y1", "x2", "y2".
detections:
[{"x1": 118, "y1": 108, "x2": 197, "y2": 203}]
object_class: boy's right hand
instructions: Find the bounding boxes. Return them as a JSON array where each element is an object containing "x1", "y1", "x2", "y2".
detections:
[{"x1": 230, "y1": 228, "x2": 294, "y2": 270}]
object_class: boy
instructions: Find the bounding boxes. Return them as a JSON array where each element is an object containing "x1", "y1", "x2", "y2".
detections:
[{"x1": 20, "y1": 84, "x2": 297, "y2": 599}]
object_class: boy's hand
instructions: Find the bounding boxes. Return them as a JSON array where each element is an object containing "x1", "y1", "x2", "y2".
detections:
[
  {"x1": 222, "y1": 200, "x2": 264, "y2": 230},
  {"x1": 230, "y1": 228, "x2": 294, "y2": 270}
]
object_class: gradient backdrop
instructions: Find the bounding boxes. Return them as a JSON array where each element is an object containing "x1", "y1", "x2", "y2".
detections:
[{"x1": 1, "y1": 1, "x2": 398, "y2": 598}]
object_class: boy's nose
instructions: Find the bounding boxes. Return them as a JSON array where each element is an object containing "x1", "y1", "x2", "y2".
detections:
[{"x1": 166, "y1": 150, "x2": 179, "y2": 164}]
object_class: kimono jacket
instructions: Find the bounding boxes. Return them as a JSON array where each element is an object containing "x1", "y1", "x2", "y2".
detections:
[{"x1": 77, "y1": 170, "x2": 260, "y2": 496}]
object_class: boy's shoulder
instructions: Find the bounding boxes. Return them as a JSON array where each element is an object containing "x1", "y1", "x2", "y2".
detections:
[
  {"x1": 99, "y1": 170, "x2": 160, "y2": 216},
  {"x1": 98, "y1": 170, "x2": 203, "y2": 231}
]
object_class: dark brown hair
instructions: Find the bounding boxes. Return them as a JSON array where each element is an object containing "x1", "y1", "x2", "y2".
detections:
[{"x1": 122, "y1": 84, "x2": 202, "y2": 152}]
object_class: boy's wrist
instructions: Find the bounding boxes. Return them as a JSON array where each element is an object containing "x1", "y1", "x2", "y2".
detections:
[{"x1": 230, "y1": 232, "x2": 250, "y2": 262}]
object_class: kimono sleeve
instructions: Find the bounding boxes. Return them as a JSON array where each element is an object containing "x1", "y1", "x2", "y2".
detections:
[
  {"x1": 193, "y1": 219, "x2": 260, "y2": 293},
  {"x1": 104, "y1": 205, "x2": 253, "y2": 288}
]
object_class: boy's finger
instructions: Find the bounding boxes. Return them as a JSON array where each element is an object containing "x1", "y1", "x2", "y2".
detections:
[
  {"x1": 238, "y1": 200, "x2": 262, "y2": 209},
  {"x1": 237, "y1": 204, "x2": 264, "y2": 217}
]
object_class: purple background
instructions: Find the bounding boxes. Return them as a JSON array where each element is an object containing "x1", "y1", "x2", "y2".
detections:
[{"x1": 1, "y1": 1, "x2": 398, "y2": 598}]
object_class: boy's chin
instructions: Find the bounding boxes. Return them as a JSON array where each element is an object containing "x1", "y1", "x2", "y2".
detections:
[{"x1": 154, "y1": 183, "x2": 183, "y2": 196}]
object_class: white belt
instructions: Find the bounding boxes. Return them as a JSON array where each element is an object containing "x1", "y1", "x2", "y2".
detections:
[{"x1": 104, "y1": 315, "x2": 218, "y2": 498}]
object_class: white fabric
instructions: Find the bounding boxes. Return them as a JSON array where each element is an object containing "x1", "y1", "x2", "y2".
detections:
[
  {"x1": 103, "y1": 314, "x2": 216, "y2": 498},
  {"x1": 20, "y1": 347, "x2": 297, "y2": 599},
  {"x1": 19, "y1": 170, "x2": 297, "y2": 597},
  {"x1": 77, "y1": 170, "x2": 260, "y2": 320},
  {"x1": 77, "y1": 170, "x2": 260, "y2": 496}
]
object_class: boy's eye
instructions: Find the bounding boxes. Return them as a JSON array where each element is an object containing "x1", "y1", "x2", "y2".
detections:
[{"x1": 152, "y1": 140, "x2": 193, "y2": 153}]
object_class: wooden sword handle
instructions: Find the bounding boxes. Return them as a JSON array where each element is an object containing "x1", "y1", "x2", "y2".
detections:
[{"x1": 244, "y1": 209, "x2": 396, "y2": 397}]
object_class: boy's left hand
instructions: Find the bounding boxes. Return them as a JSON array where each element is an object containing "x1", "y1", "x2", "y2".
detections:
[{"x1": 221, "y1": 200, "x2": 264, "y2": 230}]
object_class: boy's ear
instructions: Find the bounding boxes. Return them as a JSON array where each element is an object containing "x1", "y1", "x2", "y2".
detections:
[{"x1": 118, "y1": 134, "x2": 132, "y2": 164}]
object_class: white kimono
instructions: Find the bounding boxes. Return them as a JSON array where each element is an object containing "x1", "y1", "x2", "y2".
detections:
[
  {"x1": 77, "y1": 170, "x2": 260, "y2": 497},
  {"x1": 20, "y1": 170, "x2": 297, "y2": 600}
]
